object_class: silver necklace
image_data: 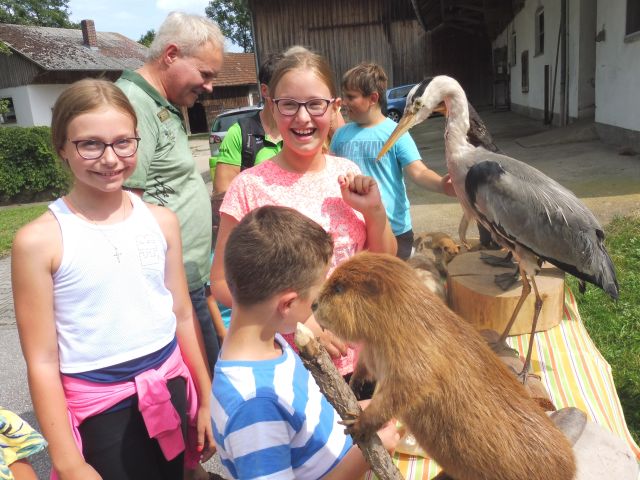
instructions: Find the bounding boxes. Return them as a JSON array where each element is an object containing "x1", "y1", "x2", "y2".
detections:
[{"x1": 66, "y1": 194, "x2": 127, "y2": 263}]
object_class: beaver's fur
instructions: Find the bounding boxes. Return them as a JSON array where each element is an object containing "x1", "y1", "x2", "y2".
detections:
[{"x1": 313, "y1": 252, "x2": 575, "y2": 480}]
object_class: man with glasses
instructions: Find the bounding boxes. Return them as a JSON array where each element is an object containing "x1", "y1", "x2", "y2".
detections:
[{"x1": 116, "y1": 12, "x2": 224, "y2": 380}]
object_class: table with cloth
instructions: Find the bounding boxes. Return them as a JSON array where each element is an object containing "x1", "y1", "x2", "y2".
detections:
[{"x1": 363, "y1": 286, "x2": 640, "y2": 479}]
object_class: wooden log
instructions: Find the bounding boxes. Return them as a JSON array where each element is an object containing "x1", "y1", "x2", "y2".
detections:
[
  {"x1": 294, "y1": 323, "x2": 404, "y2": 480},
  {"x1": 447, "y1": 251, "x2": 564, "y2": 335}
]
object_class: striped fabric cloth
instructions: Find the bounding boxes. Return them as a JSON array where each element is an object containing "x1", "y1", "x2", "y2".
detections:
[
  {"x1": 212, "y1": 334, "x2": 353, "y2": 479},
  {"x1": 363, "y1": 286, "x2": 640, "y2": 479}
]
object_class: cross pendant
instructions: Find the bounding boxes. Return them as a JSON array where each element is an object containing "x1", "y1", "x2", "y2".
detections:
[{"x1": 113, "y1": 247, "x2": 122, "y2": 263}]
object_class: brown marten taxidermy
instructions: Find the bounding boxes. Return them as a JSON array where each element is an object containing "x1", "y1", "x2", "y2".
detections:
[
  {"x1": 413, "y1": 231, "x2": 460, "y2": 275},
  {"x1": 313, "y1": 252, "x2": 576, "y2": 480}
]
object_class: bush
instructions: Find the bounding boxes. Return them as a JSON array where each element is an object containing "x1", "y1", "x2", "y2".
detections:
[{"x1": 0, "y1": 126, "x2": 71, "y2": 204}]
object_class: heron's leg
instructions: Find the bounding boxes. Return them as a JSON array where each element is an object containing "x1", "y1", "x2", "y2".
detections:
[
  {"x1": 497, "y1": 267, "x2": 531, "y2": 345},
  {"x1": 480, "y1": 250, "x2": 514, "y2": 267},
  {"x1": 458, "y1": 213, "x2": 471, "y2": 250},
  {"x1": 518, "y1": 275, "x2": 543, "y2": 384}
]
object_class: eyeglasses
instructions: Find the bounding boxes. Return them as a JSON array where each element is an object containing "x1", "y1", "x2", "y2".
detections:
[
  {"x1": 272, "y1": 98, "x2": 335, "y2": 117},
  {"x1": 69, "y1": 137, "x2": 141, "y2": 160}
]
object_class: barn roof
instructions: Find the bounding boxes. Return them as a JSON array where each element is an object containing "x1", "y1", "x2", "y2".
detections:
[
  {"x1": 0, "y1": 23, "x2": 147, "y2": 71},
  {"x1": 410, "y1": 0, "x2": 522, "y2": 39},
  {"x1": 215, "y1": 52, "x2": 256, "y2": 87}
]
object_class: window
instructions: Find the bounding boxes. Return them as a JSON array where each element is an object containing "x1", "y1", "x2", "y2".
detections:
[
  {"x1": 510, "y1": 30, "x2": 517, "y2": 66},
  {"x1": 535, "y1": 8, "x2": 544, "y2": 55},
  {"x1": 627, "y1": 0, "x2": 640, "y2": 37},
  {"x1": 0, "y1": 97, "x2": 16, "y2": 124},
  {"x1": 521, "y1": 50, "x2": 529, "y2": 93}
]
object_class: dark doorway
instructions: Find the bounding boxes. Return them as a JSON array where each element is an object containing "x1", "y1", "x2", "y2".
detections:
[{"x1": 187, "y1": 102, "x2": 208, "y2": 133}]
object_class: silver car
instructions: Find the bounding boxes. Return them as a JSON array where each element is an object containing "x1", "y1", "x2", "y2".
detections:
[{"x1": 209, "y1": 105, "x2": 263, "y2": 156}]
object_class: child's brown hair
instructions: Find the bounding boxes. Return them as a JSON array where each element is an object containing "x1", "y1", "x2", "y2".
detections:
[
  {"x1": 342, "y1": 62, "x2": 388, "y2": 113},
  {"x1": 51, "y1": 79, "x2": 137, "y2": 159},
  {"x1": 224, "y1": 206, "x2": 334, "y2": 306},
  {"x1": 268, "y1": 45, "x2": 340, "y2": 153}
]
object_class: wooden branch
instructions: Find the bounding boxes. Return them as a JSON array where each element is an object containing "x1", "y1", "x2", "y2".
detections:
[{"x1": 294, "y1": 323, "x2": 404, "y2": 480}]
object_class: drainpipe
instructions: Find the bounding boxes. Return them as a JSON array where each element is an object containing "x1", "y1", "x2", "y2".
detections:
[
  {"x1": 559, "y1": 0, "x2": 568, "y2": 126},
  {"x1": 249, "y1": 1, "x2": 261, "y2": 105}
]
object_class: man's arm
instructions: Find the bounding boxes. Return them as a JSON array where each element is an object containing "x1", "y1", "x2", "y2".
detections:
[{"x1": 213, "y1": 163, "x2": 240, "y2": 194}]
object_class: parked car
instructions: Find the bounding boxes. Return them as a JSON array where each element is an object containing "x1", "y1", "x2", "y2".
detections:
[
  {"x1": 385, "y1": 83, "x2": 417, "y2": 122},
  {"x1": 209, "y1": 105, "x2": 262, "y2": 156}
]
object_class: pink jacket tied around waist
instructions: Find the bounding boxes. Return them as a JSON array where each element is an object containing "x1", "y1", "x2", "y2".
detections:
[{"x1": 52, "y1": 345, "x2": 199, "y2": 479}]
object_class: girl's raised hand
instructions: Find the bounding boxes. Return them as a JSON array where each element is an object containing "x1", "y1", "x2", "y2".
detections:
[{"x1": 338, "y1": 173, "x2": 384, "y2": 216}]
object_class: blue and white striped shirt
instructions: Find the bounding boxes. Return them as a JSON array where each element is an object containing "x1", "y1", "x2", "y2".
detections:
[{"x1": 211, "y1": 334, "x2": 353, "y2": 479}]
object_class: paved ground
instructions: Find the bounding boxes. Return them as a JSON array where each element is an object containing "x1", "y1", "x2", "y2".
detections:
[{"x1": 1, "y1": 109, "x2": 639, "y2": 478}]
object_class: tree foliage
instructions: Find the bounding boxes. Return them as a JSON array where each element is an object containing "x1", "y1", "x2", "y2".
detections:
[
  {"x1": 0, "y1": 126, "x2": 71, "y2": 203},
  {"x1": 205, "y1": 0, "x2": 253, "y2": 53},
  {"x1": 138, "y1": 29, "x2": 155, "y2": 48},
  {"x1": 0, "y1": 98, "x2": 9, "y2": 115},
  {"x1": 0, "y1": 0, "x2": 78, "y2": 28}
]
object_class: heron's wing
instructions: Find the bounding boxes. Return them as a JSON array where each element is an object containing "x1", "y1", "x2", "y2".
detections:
[
  {"x1": 467, "y1": 103, "x2": 500, "y2": 153},
  {"x1": 465, "y1": 150, "x2": 616, "y2": 295}
]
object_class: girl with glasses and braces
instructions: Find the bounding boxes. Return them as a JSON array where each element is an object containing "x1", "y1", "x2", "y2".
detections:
[
  {"x1": 210, "y1": 46, "x2": 397, "y2": 380},
  {"x1": 12, "y1": 79, "x2": 214, "y2": 480}
]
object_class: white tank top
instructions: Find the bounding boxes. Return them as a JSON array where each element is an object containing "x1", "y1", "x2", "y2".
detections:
[{"x1": 49, "y1": 192, "x2": 176, "y2": 374}]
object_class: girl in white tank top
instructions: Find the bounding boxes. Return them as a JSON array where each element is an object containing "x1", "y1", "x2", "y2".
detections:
[{"x1": 11, "y1": 79, "x2": 214, "y2": 479}]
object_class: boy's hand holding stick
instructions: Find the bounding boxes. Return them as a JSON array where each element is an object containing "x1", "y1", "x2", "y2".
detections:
[{"x1": 294, "y1": 323, "x2": 404, "y2": 480}]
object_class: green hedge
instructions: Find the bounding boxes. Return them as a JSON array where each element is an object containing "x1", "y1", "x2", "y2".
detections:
[{"x1": 0, "y1": 126, "x2": 71, "y2": 204}]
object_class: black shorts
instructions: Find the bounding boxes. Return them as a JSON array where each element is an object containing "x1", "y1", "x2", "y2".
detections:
[
  {"x1": 396, "y1": 229, "x2": 415, "y2": 260},
  {"x1": 78, "y1": 376, "x2": 187, "y2": 480}
]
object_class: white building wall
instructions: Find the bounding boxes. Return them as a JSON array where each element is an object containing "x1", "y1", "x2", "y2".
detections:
[
  {"x1": 25, "y1": 84, "x2": 69, "y2": 126},
  {"x1": 595, "y1": 2, "x2": 640, "y2": 133},
  {"x1": 512, "y1": 0, "x2": 563, "y2": 120},
  {"x1": 493, "y1": 0, "x2": 598, "y2": 123},
  {"x1": 0, "y1": 84, "x2": 68, "y2": 127},
  {"x1": 575, "y1": 0, "x2": 597, "y2": 118}
]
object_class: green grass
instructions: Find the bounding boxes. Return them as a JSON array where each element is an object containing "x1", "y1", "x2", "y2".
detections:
[
  {"x1": 0, "y1": 204, "x2": 48, "y2": 257},
  {"x1": 567, "y1": 214, "x2": 640, "y2": 444}
]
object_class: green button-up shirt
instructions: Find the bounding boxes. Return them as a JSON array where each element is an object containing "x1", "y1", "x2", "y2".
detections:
[{"x1": 116, "y1": 70, "x2": 212, "y2": 291}]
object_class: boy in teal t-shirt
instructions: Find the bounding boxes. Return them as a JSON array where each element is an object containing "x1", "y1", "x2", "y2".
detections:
[{"x1": 331, "y1": 62, "x2": 455, "y2": 259}]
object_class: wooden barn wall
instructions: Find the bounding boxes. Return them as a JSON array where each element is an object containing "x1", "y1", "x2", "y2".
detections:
[
  {"x1": 249, "y1": 0, "x2": 427, "y2": 89},
  {"x1": 198, "y1": 85, "x2": 258, "y2": 126},
  {"x1": 0, "y1": 53, "x2": 41, "y2": 88},
  {"x1": 250, "y1": 0, "x2": 494, "y2": 105},
  {"x1": 427, "y1": 28, "x2": 493, "y2": 105}
]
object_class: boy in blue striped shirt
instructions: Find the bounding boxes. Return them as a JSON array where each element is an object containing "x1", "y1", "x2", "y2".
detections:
[{"x1": 211, "y1": 205, "x2": 398, "y2": 479}]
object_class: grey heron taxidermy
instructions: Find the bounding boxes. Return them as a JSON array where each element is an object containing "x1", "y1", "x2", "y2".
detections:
[{"x1": 377, "y1": 75, "x2": 619, "y2": 381}]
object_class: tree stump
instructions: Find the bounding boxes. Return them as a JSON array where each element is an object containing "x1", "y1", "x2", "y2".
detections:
[{"x1": 447, "y1": 251, "x2": 564, "y2": 335}]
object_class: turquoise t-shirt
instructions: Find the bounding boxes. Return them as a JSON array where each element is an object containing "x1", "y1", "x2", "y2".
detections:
[{"x1": 331, "y1": 117, "x2": 420, "y2": 235}]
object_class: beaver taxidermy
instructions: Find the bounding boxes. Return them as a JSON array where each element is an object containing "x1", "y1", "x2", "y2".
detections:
[{"x1": 312, "y1": 252, "x2": 576, "y2": 480}]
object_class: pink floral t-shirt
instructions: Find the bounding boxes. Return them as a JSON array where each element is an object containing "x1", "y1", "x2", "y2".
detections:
[{"x1": 220, "y1": 155, "x2": 367, "y2": 375}]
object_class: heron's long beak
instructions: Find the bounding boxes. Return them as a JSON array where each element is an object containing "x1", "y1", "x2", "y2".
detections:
[{"x1": 376, "y1": 111, "x2": 418, "y2": 161}]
